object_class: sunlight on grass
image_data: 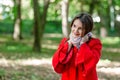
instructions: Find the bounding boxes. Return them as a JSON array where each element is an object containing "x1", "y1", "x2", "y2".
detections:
[
  {"x1": 0, "y1": 38, "x2": 8, "y2": 42},
  {"x1": 7, "y1": 46, "x2": 17, "y2": 50},
  {"x1": 18, "y1": 58, "x2": 52, "y2": 66},
  {"x1": 42, "y1": 44, "x2": 58, "y2": 49},
  {"x1": 102, "y1": 47, "x2": 120, "y2": 53},
  {"x1": 101, "y1": 37, "x2": 120, "y2": 44},
  {"x1": 98, "y1": 59, "x2": 120, "y2": 67},
  {"x1": 97, "y1": 59, "x2": 120, "y2": 80},
  {"x1": 44, "y1": 33, "x2": 63, "y2": 38},
  {"x1": 0, "y1": 57, "x2": 52, "y2": 67},
  {"x1": 0, "y1": 57, "x2": 120, "y2": 80},
  {"x1": 0, "y1": 42, "x2": 32, "y2": 53},
  {"x1": 98, "y1": 67, "x2": 120, "y2": 75}
]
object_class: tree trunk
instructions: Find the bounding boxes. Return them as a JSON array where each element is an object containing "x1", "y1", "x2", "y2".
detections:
[
  {"x1": 40, "y1": 0, "x2": 50, "y2": 38},
  {"x1": 80, "y1": 1, "x2": 84, "y2": 12},
  {"x1": 13, "y1": 0, "x2": 22, "y2": 40},
  {"x1": 61, "y1": 0, "x2": 69, "y2": 38},
  {"x1": 108, "y1": 0, "x2": 115, "y2": 31},
  {"x1": 95, "y1": 0, "x2": 111, "y2": 37},
  {"x1": 33, "y1": 0, "x2": 50, "y2": 52},
  {"x1": 100, "y1": 27, "x2": 107, "y2": 38},
  {"x1": 33, "y1": 0, "x2": 41, "y2": 52}
]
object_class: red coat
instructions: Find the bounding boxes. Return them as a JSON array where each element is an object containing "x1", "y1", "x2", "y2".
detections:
[{"x1": 52, "y1": 38, "x2": 102, "y2": 80}]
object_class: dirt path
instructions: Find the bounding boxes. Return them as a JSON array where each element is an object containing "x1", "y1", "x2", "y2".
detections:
[{"x1": 0, "y1": 58, "x2": 120, "y2": 80}]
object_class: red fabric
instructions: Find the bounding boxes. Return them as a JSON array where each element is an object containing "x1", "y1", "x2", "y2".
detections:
[{"x1": 52, "y1": 38, "x2": 102, "y2": 80}]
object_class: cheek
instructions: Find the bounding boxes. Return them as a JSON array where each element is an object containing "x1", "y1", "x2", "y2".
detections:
[
  {"x1": 71, "y1": 27, "x2": 74, "y2": 32},
  {"x1": 81, "y1": 30, "x2": 85, "y2": 37},
  {"x1": 78, "y1": 30, "x2": 83, "y2": 37},
  {"x1": 78, "y1": 29, "x2": 85, "y2": 36},
  {"x1": 79, "y1": 30, "x2": 82, "y2": 34}
]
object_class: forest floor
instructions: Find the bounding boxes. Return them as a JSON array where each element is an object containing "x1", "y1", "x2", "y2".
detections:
[{"x1": 0, "y1": 57, "x2": 120, "y2": 80}]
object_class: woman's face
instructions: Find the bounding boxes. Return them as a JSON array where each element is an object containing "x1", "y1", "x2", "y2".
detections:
[{"x1": 71, "y1": 19, "x2": 85, "y2": 37}]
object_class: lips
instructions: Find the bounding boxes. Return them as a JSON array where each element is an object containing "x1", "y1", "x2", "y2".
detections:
[{"x1": 73, "y1": 33, "x2": 80, "y2": 37}]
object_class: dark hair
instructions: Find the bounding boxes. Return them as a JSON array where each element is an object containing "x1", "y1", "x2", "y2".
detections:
[{"x1": 70, "y1": 13, "x2": 93, "y2": 35}]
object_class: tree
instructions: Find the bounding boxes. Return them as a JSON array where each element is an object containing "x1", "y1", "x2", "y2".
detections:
[
  {"x1": 33, "y1": 0, "x2": 40, "y2": 52},
  {"x1": 108, "y1": 0, "x2": 115, "y2": 31},
  {"x1": 13, "y1": 0, "x2": 22, "y2": 40},
  {"x1": 61, "y1": 0, "x2": 69, "y2": 38},
  {"x1": 97, "y1": 0, "x2": 109, "y2": 37},
  {"x1": 89, "y1": 0, "x2": 97, "y2": 15},
  {"x1": 32, "y1": 0, "x2": 50, "y2": 52}
]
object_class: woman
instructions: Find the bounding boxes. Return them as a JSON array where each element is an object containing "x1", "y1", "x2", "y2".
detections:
[{"x1": 52, "y1": 13, "x2": 102, "y2": 80}]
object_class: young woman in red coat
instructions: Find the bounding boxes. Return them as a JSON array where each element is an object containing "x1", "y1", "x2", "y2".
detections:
[{"x1": 52, "y1": 13, "x2": 102, "y2": 80}]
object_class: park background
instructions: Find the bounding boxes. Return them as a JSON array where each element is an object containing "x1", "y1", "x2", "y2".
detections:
[{"x1": 0, "y1": 0, "x2": 120, "y2": 80}]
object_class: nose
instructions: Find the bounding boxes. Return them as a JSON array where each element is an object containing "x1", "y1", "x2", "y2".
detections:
[{"x1": 74, "y1": 28, "x2": 79, "y2": 33}]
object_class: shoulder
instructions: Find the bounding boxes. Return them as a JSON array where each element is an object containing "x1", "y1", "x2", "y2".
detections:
[
  {"x1": 60, "y1": 37, "x2": 68, "y2": 43},
  {"x1": 88, "y1": 38, "x2": 102, "y2": 48},
  {"x1": 58, "y1": 37, "x2": 68, "y2": 46}
]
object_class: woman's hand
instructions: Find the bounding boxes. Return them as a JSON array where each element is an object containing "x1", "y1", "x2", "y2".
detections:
[{"x1": 80, "y1": 32, "x2": 92, "y2": 45}]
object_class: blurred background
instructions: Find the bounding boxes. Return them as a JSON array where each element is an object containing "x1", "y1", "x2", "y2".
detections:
[{"x1": 0, "y1": 0, "x2": 120, "y2": 80}]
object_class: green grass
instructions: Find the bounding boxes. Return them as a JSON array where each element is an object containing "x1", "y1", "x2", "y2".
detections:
[
  {"x1": 101, "y1": 51, "x2": 120, "y2": 61},
  {"x1": 0, "y1": 34, "x2": 62, "y2": 60},
  {"x1": 0, "y1": 34, "x2": 120, "y2": 80},
  {"x1": 101, "y1": 37, "x2": 120, "y2": 61},
  {"x1": 0, "y1": 34, "x2": 120, "y2": 61}
]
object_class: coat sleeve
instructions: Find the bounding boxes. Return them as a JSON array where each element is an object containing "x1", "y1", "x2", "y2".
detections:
[
  {"x1": 75, "y1": 38, "x2": 102, "y2": 77},
  {"x1": 52, "y1": 38, "x2": 73, "y2": 74}
]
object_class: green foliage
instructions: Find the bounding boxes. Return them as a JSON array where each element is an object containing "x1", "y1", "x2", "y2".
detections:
[
  {"x1": 0, "y1": 20, "x2": 14, "y2": 34},
  {"x1": 47, "y1": 0, "x2": 61, "y2": 21},
  {"x1": 114, "y1": 0, "x2": 120, "y2": 6},
  {"x1": 0, "y1": 69, "x2": 5, "y2": 77},
  {"x1": 0, "y1": 20, "x2": 62, "y2": 35},
  {"x1": 45, "y1": 21, "x2": 62, "y2": 33},
  {"x1": 21, "y1": 20, "x2": 33, "y2": 35},
  {"x1": 0, "y1": 0, "x2": 120, "y2": 36}
]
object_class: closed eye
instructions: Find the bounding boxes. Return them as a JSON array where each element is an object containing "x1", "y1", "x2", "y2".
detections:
[
  {"x1": 78, "y1": 27, "x2": 82, "y2": 30},
  {"x1": 73, "y1": 24, "x2": 76, "y2": 27}
]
